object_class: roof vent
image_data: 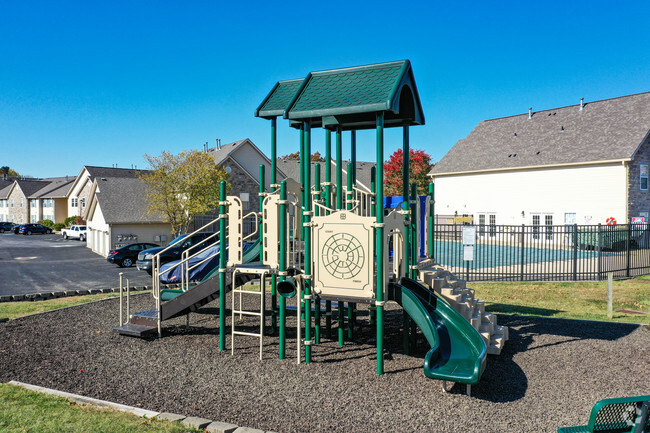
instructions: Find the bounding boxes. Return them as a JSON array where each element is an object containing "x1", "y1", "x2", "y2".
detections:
[
  {"x1": 580, "y1": 97, "x2": 584, "y2": 111},
  {"x1": 561, "y1": 126, "x2": 565, "y2": 132},
  {"x1": 528, "y1": 107, "x2": 532, "y2": 119},
  {"x1": 513, "y1": 132, "x2": 517, "y2": 138}
]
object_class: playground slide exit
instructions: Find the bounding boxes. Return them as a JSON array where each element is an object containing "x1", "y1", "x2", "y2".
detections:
[{"x1": 394, "y1": 278, "x2": 487, "y2": 384}]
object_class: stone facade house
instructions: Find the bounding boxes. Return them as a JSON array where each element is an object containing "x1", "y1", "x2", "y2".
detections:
[
  {"x1": 429, "y1": 92, "x2": 650, "y2": 228},
  {"x1": 206, "y1": 138, "x2": 286, "y2": 213}
]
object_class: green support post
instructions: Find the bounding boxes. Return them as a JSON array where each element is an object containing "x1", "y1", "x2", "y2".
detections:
[
  {"x1": 428, "y1": 182, "x2": 435, "y2": 259},
  {"x1": 336, "y1": 126, "x2": 343, "y2": 209},
  {"x1": 218, "y1": 181, "x2": 227, "y2": 350},
  {"x1": 369, "y1": 165, "x2": 376, "y2": 326},
  {"x1": 351, "y1": 130, "x2": 357, "y2": 185},
  {"x1": 279, "y1": 181, "x2": 287, "y2": 359},
  {"x1": 346, "y1": 162, "x2": 355, "y2": 340},
  {"x1": 314, "y1": 163, "x2": 321, "y2": 345},
  {"x1": 325, "y1": 130, "x2": 332, "y2": 339},
  {"x1": 376, "y1": 113, "x2": 385, "y2": 375},
  {"x1": 336, "y1": 126, "x2": 344, "y2": 346},
  {"x1": 303, "y1": 122, "x2": 312, "y2": 363},
  {"x1": 270, "y1": 118, "x2": 279, "y2": 333}
]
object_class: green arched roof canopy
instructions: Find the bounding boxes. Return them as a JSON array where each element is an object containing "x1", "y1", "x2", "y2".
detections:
[
  {"x1": 255, "y1": 78, "x2": 304, "y2": 119},
  {"x1": 285, "y1": 60, "x2": 425, "y2": 130}
]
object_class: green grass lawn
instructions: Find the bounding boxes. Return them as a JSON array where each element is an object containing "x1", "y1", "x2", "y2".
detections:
[
  {"x1": 472, "y1": 276, "x2": 650, "y2": 324},
  {"x1": 0, "y1": 292, "x2": 149, "y2": 321},
  {"x1": 0, "y1": 383, "x2": 200, "y2": 433}
]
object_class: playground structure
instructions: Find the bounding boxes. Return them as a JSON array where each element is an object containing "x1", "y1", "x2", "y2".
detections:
[{"x1": 115, "y1": 60, "x2": 508, "y2": 393}]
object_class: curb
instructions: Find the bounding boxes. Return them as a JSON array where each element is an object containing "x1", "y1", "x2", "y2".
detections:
[
  {"x1": 8, "y1": 381, "x2": 159, "y2": 418},
  {"x1": 7, "y1": 381, "x2": 273, "y2": 433},
  {"x1": 0, "y1": 286, "x2": 152, "y2": 303}
]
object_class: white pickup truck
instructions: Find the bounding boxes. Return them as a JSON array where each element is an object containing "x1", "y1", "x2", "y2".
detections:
[{"x1": 61, "y1": 225, "x2": 87, "y2": 241}]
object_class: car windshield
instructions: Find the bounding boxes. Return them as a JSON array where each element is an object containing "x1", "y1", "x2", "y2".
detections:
[{"x1": 168, "y1": 234, "x2": 187, "y2": 246}]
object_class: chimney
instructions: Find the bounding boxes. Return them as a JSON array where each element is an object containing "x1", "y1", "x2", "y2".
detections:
[
  {"x1": 528, "y1": 107, "x2": 532, "y2": 119},
  {"x1": 580, "y1": 97, "x2": 584, "y2": 111}
]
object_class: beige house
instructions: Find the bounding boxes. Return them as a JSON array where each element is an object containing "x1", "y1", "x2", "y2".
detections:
[
  {"x1": 0, "y1": 177, "x2": 74, "y2": 224},
  {"x1": 85, "y1": 176, "x2": 172, "y2": 257},
  {"x1": 430, "y1": 92, "x2": 650, "y2": 228},
  {"x1": 66, "y1": 166, "x2": 146, "y2": 220}
]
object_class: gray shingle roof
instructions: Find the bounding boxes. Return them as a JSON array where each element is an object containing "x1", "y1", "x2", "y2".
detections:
[
  {"x1": 85, "y1": 166, "x2": 147, "y2": 179},
  {"x1": 431, "y1": 92, "x2": 650, "y2": 176},
  {"x1": 14, "y1": 180, "x2": 53, "y2": 197},
  {"x1": 30, "y1": 177, "x2": 75, "y2": 198},
  {"x1": 206, "y1": 139, "x2": 250, "y2": 166},
  {"x1": 94, "y1": 177, "x2": 165, "y2": 224},
  {"x1": 0, "y1": 180, "x2": 12, "y2": 199}
]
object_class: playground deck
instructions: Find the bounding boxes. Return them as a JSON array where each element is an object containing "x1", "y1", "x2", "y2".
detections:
[{"x1": 1, "y1": 293, "x2": 648, "y2": 433}]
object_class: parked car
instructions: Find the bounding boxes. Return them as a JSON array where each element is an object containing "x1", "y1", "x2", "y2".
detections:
[
  {"x1": 0, "y1": 222, "x2": 15, "y2": 233},
  {"x1": 61, "y1": 225, "x2": 87, "y2": 241},
  {"x1": 12, "y1": 224, "x2": 22, "y2": 234},
  {"x1": 19, "y1": 223, "x2": 53, "y2": 235},
  {"x1": 136, "y1": 233, "x2": 216, "y2": 275},
  {"x1": 107, "y1": 242, "x2": 159, "y2": 268}
]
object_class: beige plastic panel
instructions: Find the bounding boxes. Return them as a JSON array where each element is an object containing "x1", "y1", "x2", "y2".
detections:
[
  {"x1": 227, "y1": 196, "x2": 244, "y2": 266},
  {"x1": 312, "y1": 211, "x2": 375, "y2": 299},
  {"x1": 384, "y1": 210, "x2": 407, "y2": 281},
  {"x1": 262, "y1": 194, "x2": 280, "y2": 268}
]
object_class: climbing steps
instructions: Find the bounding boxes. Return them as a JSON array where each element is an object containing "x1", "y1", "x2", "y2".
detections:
[{"x1": 419, "y1": 264, "x2": 509, "y2": 355}]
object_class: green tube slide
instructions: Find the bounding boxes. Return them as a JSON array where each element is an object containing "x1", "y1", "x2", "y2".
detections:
[{"x1": 393, "y1": 277, "x2": 486, "y2": 384}]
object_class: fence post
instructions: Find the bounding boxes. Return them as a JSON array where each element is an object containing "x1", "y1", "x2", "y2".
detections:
[
  {"x1": 626, "y1": 223, "x2": 632, "y2": 277},
  {"x1": 597, "y1": 224, "x2": 602, "y2": 280},
  {"x1": 607, "y1": 272, "x2": 613, "y2": 319},
  {"x1": 520, "y1": 224, "x2": 525, "y2": 281},
  {"x1": 573, "y1": 223, "x2": 578, "y2": 281}
]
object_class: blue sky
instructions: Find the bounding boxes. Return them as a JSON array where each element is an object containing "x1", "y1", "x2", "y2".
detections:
[{"x1": 1, "y1": 1, "x2": 648, "y2": 179}]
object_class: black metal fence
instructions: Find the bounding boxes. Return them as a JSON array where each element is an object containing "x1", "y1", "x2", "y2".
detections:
[{"x1": 433, "y1": 223, "x2": 650, "y2": 282}]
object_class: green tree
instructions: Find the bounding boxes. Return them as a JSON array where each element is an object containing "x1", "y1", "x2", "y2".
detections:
[
  {"x1": 140, "y1": 150, "x2": 229, "y2": 235},
  {"x1": 383, "y1": 148, "x2": 435, "y2": 196},
  {"x1": 0, "y1": 166, "x2": 20, "y2": 178}
]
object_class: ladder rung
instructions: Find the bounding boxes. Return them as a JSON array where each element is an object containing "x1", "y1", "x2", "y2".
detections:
[
  {"x1": 232, "y1": 331, "x2": 263, "y2": 337},
  {"x1": 233, "y1": 289, "x2": 264, "y2": 295},
  {"x1": 232, "y1": 310, "x2": 263, "y2": 317}
]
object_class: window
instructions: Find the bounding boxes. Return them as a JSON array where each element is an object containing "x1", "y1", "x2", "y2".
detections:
[
  {"x1": 71, "y1": 198, "x2": 78, "y2": 207},
  {"x1": 478, "y1": 214, "x2": 485, "y2": 236},
  {"x1": 20, "y1": 198, "x2": 24, "y2": 208},
  {"x1": 31, "y1": 215, "x2": 37, "y2": 223},
  {"x1": 489, "y1": 214, "x2": 496, "y2": 237},
  {"x1": 532, "y1": 215, "x2": 540, "y2": 239},
  {"x1": 240, "y1": 192, "x2": 250, "y2": 211},
  {"x1": 0, "y1": 200, "x2": 4, "y2": 208},
  {"x1": 641, "y1": 164, "x2": 648, "y2": 191},
  {"x1": 11, "y1": 199, "x2": 14, "y2": 208},
  {"x1": 30, "y1": 199, "x2": 38, "y2": 208},
  {"x1": 43, "y1": 199, "x2": 53, "y2": 208},
  {"x1": 545, "y1": 214, "x2": 553, "y2": 240},
  {"x1": 80, "y1": 198, "x2": 86, "y2": 208}
]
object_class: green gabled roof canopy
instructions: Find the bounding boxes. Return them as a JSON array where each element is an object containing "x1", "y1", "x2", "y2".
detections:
[
  {"x1": 255, "y1": 78, "x2": 304, "y2": 119},
  {"x1": 285, "y1": 60, "x2": 425, "y2": 130}
]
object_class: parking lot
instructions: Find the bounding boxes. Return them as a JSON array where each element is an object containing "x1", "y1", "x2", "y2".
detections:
[{"x1": 0, "y1": 233, "x2": 152, "y2": 296}]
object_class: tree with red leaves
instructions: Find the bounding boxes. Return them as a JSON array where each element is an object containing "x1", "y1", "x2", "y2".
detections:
[{"x1": 383, "y1": 148, "x2": 434, "y2": 196}]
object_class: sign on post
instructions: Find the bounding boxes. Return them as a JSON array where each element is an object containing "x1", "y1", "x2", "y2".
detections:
[{"x1": 462, "y1": 226, "x2": 476, "y2": 261}]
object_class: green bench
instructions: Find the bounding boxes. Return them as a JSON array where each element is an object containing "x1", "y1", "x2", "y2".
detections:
[{"x1": 558, "y1": 396, "x2": 650, "y2": 433}]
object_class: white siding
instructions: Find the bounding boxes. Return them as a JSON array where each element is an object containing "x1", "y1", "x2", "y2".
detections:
[{"x1": 433, "y1": 163, "x2": 627, "y2": 225}]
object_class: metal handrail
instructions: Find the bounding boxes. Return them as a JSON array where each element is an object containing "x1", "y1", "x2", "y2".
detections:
[{"x1": 151, "y1": 215, "x2": 223, "y2": 300}]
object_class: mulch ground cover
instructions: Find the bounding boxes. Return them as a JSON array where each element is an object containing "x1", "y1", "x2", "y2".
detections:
[{"x1": 1, "y1": 293, "x2": 648, "y2": 432}]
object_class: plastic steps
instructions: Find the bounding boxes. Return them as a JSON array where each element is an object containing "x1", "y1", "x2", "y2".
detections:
[{"x1": 419, "y1": 264, "x2": 509, "y2": 356}]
